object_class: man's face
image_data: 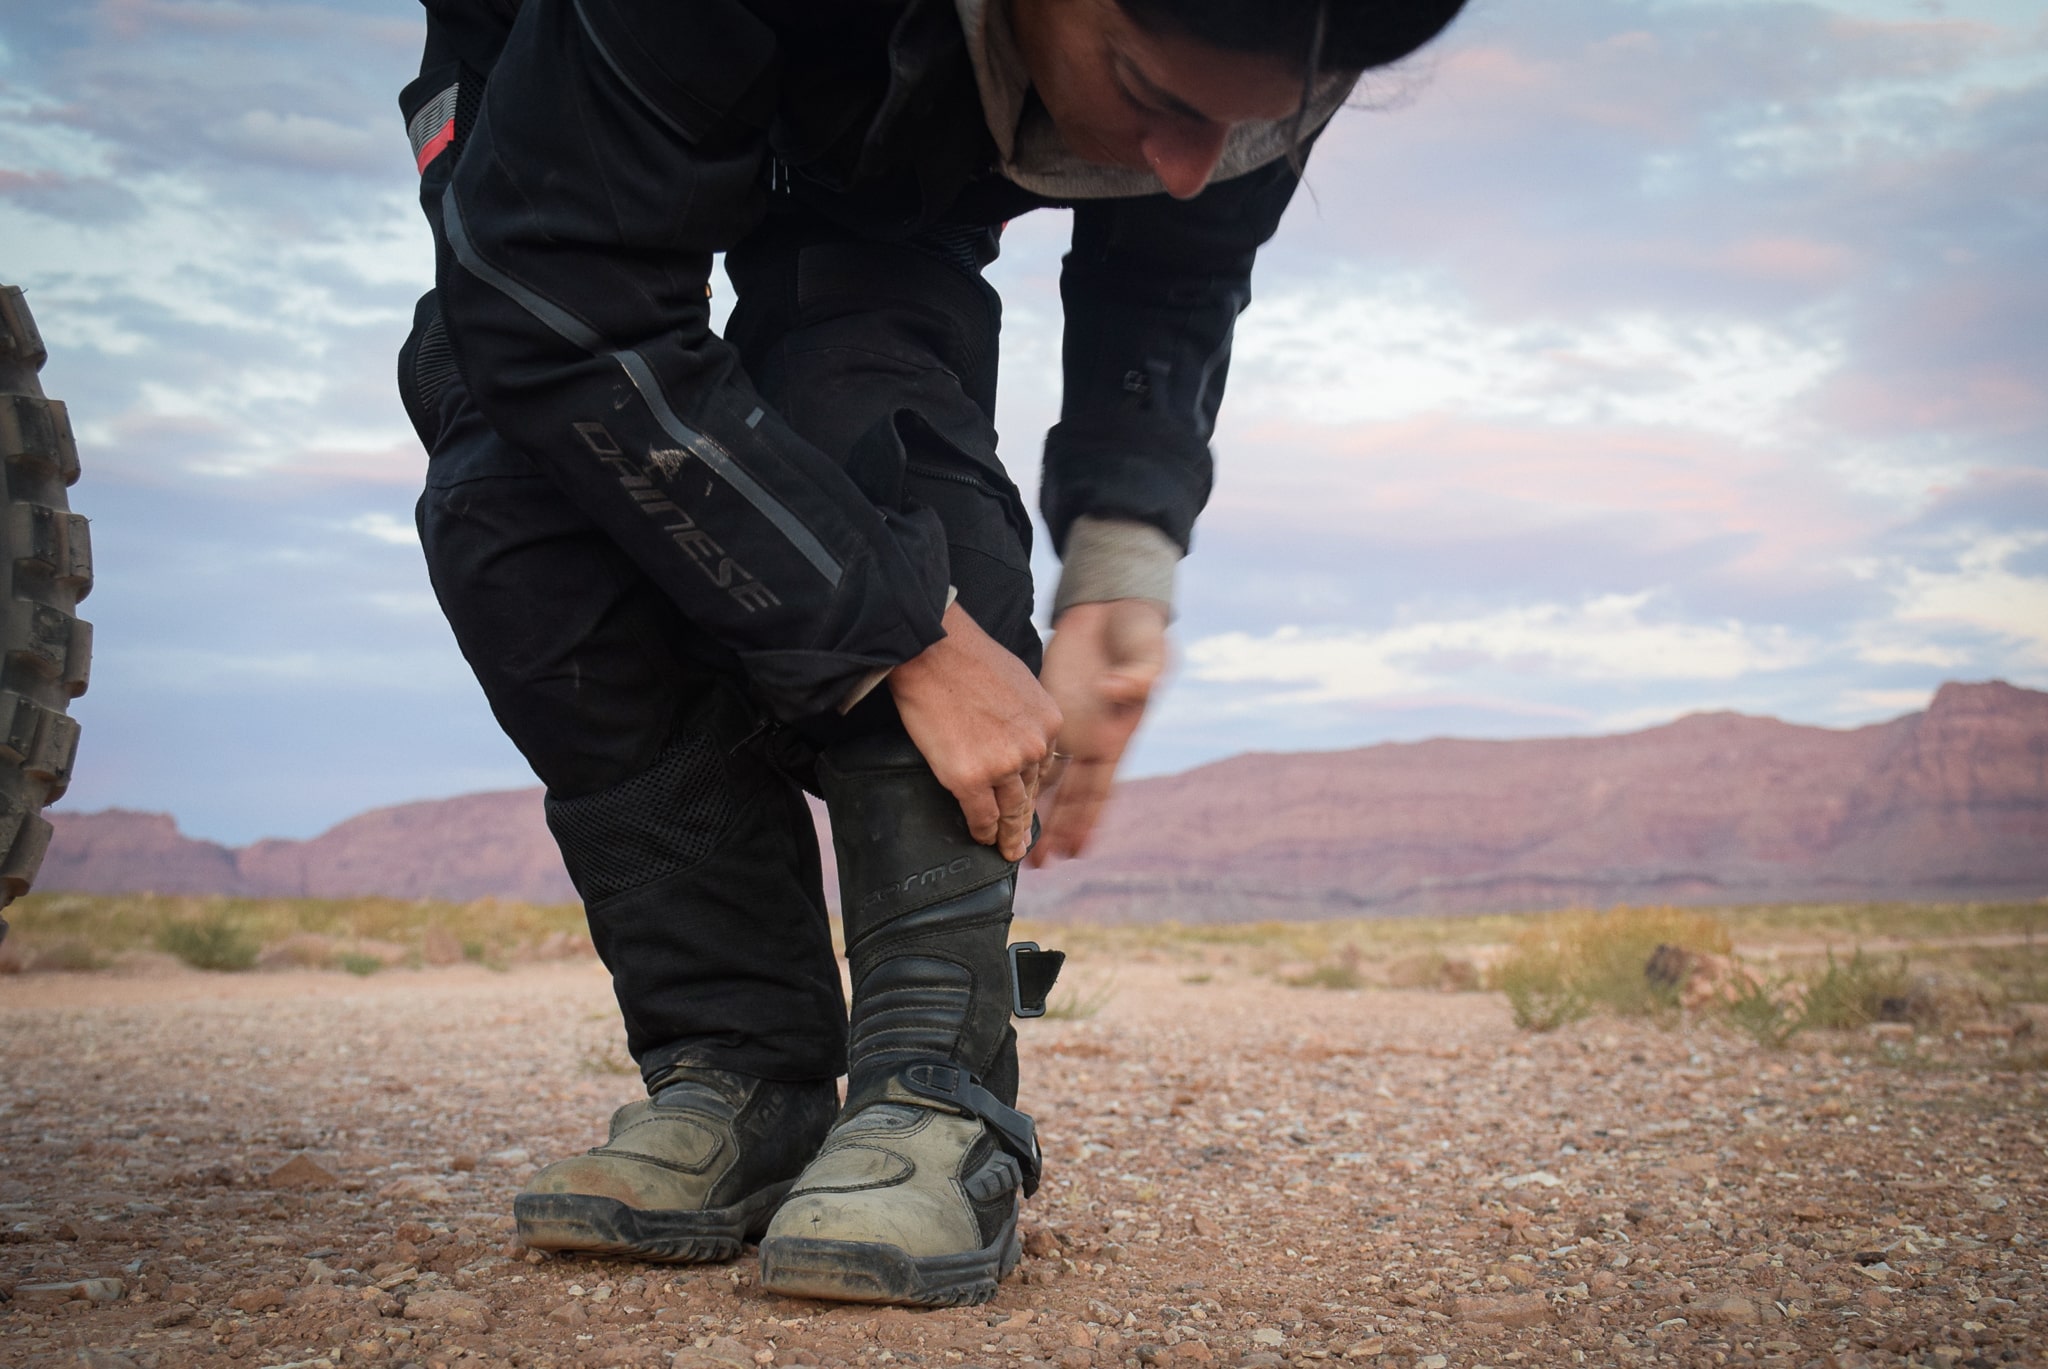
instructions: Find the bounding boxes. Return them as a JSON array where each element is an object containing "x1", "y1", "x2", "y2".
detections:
[{"x1": 1010, "y1": 0, "x2": 1307, "y2": 200}]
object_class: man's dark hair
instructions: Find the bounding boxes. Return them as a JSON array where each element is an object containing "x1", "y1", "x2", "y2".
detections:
[{"x1": 1114, "y1": 0, "x2": 1469, "y2": 74}]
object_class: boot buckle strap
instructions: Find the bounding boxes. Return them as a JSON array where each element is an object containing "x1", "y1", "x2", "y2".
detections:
[
  {"x1": 1008, "y1": 942, "x2": 1065, "y2": 1018},
  {"x1": 897, "y1": 1062, "x2": 1043, "y2": 1197}
]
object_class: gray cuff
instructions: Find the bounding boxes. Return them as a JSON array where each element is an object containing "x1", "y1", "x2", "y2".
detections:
[{"x1": 1052, "y1": 516, "x2": 1180, "y2": 619}]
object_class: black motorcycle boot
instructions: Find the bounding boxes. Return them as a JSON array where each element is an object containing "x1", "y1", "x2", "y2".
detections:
[
  {"x1": 515, "y1": 1064, "x2": 839, "y2": 1262},
  {"x1": 758, "y1": 735, "x2": 1061, "y2": 1306}
]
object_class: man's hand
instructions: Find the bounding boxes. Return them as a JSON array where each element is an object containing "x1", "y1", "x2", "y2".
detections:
[
  {"x1": 1031, "y1": 598, "x2": 1168, "y2": 864},
  {"x1": 889, "y1": 601, "x2": 1063, "y2": 861}
]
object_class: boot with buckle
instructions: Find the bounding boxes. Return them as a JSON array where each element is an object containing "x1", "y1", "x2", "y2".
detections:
[{"x1": 758, "y1": 735, "x2": 1061, "y2": 1306}]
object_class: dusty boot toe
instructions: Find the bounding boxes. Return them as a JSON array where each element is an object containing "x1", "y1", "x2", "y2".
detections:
[
  {"x1": 514, "y1": 1069, "x2": 835, "y2": 1263},
  {"x1": 759, "y1": 1103, "x2": 1022, "y2": 1306}
]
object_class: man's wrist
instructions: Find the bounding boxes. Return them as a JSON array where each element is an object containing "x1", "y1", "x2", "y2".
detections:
[
  {"x1": 840, "y1": 586, "x2": 959, "y2": 714},
  {"x1": 1052, "y1": 516, "x2": 1180, "y2": 620}
]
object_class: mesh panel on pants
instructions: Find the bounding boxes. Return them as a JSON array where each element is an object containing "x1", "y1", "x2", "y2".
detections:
[{"x1": 545, "y1": 734, "x2": 737, "y2": 904}]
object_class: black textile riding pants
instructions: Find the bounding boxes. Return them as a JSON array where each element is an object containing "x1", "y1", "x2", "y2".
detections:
[{"x1": 407, "y1": 221, "x2": 1037, "y2": 1087}]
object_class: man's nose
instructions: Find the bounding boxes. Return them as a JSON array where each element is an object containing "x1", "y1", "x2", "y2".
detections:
[{"x1": 1139, "y1": 122, "x2": 1230, "y2": 200}]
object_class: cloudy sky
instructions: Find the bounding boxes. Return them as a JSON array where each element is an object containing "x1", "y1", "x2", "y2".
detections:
[{"x1": 3, "y1": 0, "x2": 2042, "y2": 844}]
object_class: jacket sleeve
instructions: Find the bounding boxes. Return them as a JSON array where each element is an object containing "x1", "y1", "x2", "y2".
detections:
[
  {"x1": 435, "y1": 0, "x2": 952, "y2": 720},
  {"x1": 1041, "y1": 156, "x2": 1304, "y2": 556}
]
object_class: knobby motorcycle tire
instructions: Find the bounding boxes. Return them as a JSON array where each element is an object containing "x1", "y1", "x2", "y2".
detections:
[{"x1": 0, "y1": 285, "x2": 92, "y2": 941}]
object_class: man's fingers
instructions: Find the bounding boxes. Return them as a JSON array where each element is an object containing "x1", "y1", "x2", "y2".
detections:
[
  {"x1": 1099, "y1": 666, "x2": 1158, "y2": 707},
  {"x1": 1044, "y1": 757, "x2": 1114, "y2": 859},
  {"x1": 994, "y1": 773, "x2": 1033, "y2": 861},
  {"x1": 956, "y1": 784, "x2": 1001, "y2": 846}
]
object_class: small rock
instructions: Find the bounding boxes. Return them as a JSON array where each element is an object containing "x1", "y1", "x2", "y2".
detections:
[
  {"x1": 265, "y1": 1154, "x2": 338, "y2": 1189},
  {"x1": 1190, "y1": 1214, "x2": 1222, "y2": 1238},
  {"x1": 14, "y1": 1277, "x2": 125, "y2": 1307},
  {"x1": 1418, "y1": 1357, "x2": 1449, "y2": 1369},
  {"x1": 1238, "y1": 1355, "x2": 1283, "y2": 1369},
  {"x1": 1452, "y1": 1293, "x2": 1550, "y2": 1328},
  {"x1": 547, "y1": 1301, "x2": 586, "y2": 1326},
  {"x1": 229, "y1": 1286, "x2": 286, "y2": 1313},
  {"x1": 1060, "y1": 1350, "x2": 1095, "y2": 1369},
  {"x1": 404, "y1": 1289, "x2": 492, "y2": 1330},
  {"x1": 1249, "y1": 1329, "x2": 1285, "y2": 1347},
  {"x1": 1501, "y1": 1170, "x2": 1562, "y2": 1190},
  {"x1": 289, "y1": 1284, "x2": 350, "y2": 1310},
  {"x1": 703, "y1": 1336, "x2": 757, "y2": 1366},
  {"x1": 73, "y1": 1352, "x2": 140, "y2": 1369},
  {"x1": 1868, "y1": 1023, "x2": 1913, "y2": 1042},
  {"x1": 450, "y1": 1153, "x2": 479, "y2": 1172},
  {"x1": 1024, "y1": 1226, "x2": 1060, "y2": 1259},
  {"x1": 1171, "y1": 1343, "x2": 1212, "y2": 1363},
  {"x1": 152, "y1": 1302, "x2": 198, "y2": 1328},
  {"x1": 484, "y1": 1147, "x2": 532, "y2": 1167},
  {"x1": 1067, "y1": 1326, "x2": 1096, "y2": 1348},
  {"x1": 378, "y1": 1175, "x2": 453, "y2": 1204},
  {"x1": 1342, "y1": 1339, "x2": 1386, "y2": 1360},
  {"x1": 1696, "y1": 1295, "x2": 1759, "y2": 1325},
  {"x1": 1958, "y1": 1021, "x2": 2014, "y2": 1041},
  {"x1": 753, "y1": 1351, "x2": 776, "y2": 1365}
]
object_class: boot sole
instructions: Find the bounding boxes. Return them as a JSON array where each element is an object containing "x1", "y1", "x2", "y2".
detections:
[
  {"x1": 514, "y1": 1180, "x2": 793, "y2": 1263},
  {"x1": 757, "y1": 1223, "x2": 1022, "y2": 1307}
]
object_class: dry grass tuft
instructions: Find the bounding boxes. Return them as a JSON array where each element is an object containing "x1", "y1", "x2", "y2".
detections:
[{"x1": 1495, "y1": 906, "x2": 1732, "y2": 1030}]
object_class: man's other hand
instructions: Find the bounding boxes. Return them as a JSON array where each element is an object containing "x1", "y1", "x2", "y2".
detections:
[
  {"x1": 1031, "y1": 598, "x2": 1168, "y2": 864},
  {"x1": 888, "y1": 601, "x2": 1063, "y2": 862}
]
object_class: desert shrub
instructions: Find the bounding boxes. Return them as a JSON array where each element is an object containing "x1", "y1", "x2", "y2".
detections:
[
  {"x1": 1723, "y1": 974, "x2": 1807, "y2": 1049},
  {"x1": 338, "y1": 952, "x2": 382, "y2": 976},
  {"x1": 1498, "y1": 906, "x2": 1734, "y2": 1031},
  {"x1": 157, "y1": 916, "x2": 259, "y2": 972},
  {"x1": 1800, "y1": 950, "x2": 1910, "y2": 1030}
]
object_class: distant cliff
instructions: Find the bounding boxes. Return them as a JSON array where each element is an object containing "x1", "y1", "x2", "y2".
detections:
[
  {"x1": 42, "y1": 790, "x2": 576, "y2": 903},
  {"x1": 40, "y1": 680, "x2": 2048, "y2": 919},
  {"x1": 1018, "y1": 680, "x2": 2048, "y2": 921}
]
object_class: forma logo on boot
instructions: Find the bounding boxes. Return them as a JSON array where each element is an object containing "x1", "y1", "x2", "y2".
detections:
[{"x1": 858, "y1": 856, "x2": 979, "y2": 912}]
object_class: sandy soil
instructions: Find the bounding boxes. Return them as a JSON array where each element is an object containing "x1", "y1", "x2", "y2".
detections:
[{"x1": 1, "y1": 958, "x2": 2041, "y2": 1369}]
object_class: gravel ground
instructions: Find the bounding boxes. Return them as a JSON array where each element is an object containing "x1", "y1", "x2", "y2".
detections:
[{"x1": 2, "y1": 956, "x2": 2042, "y2": 1369}]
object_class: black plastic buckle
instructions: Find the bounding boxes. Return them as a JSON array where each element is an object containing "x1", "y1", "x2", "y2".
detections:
[
  {"x1": 899, "y1": 1061, "x2": 1044, "y2": 1197},
  {"x1": 1009, "y1": 942, "x2": 1065, "y2": 1019}
]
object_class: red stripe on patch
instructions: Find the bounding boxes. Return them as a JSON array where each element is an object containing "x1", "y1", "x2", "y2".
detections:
[{"x1": 414, "y1": 119, "x2": 455, "y2": 174}]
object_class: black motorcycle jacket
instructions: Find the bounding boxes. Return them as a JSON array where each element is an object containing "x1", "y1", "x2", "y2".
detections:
[{"x1": 399, "y1": 0, "x2": 1305, "y2": 719}]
